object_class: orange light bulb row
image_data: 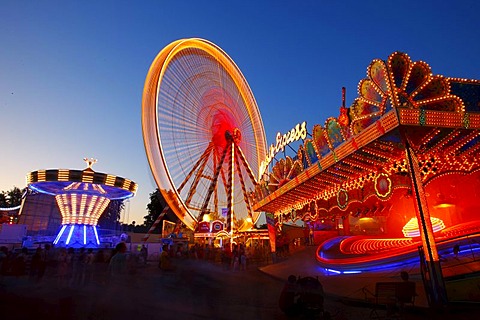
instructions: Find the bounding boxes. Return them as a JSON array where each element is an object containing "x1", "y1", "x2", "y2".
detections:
[
  {"x1": 420, "y1": 152, "x2": 480, "y2": 185},
  {"x1": 58, "y1": 169, "x2": 70, "y2": 181},
  {"x1": 344, "y1": 238, "x2": 414, "y2": 255},
  {"x1": 447, "y1": 77, "x2": 480, "y2": 84},
  {"x1": 400, "y1": 61, "x2": 431, "y2": 95},
  {"x1": 417, "y1": 128, "x2": 442, "y2": 149},
  {"x1": 425, "y1": 154, "x2": 480, "y2": 185},
  {"x1": 37, "y1": 170, "x2": 46, "y2": 181},
  {"x1": 410, "y1": 75, "x2": 446, "y2": 101},
  {"x1": 443, "y1": 131, "x2": 480, "y2": 155}
]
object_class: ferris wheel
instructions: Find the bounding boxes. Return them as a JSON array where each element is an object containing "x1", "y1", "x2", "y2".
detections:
[{"x1": 142, "y1": 38, "x2": 267, "y2": 232}]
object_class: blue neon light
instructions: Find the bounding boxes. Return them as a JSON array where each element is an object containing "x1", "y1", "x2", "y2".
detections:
[
  {"x1": 83, "y1": 225, "x2": 87, "y2": 245},
  {"x1": 93, "y1": 225, "x2": 100, "y2": 245},
  {"x1": 66, "y1": 225, "x2": 75, "y2": 245},
  {"x1": 28, "y1": 184, "x2": 57, "y2": 196},
  {"x1": 325, "y1": 268, "x2": 341, "y2": 274},
  {"x1": 324, "y1": 268, "x2": 363, "y2": 275},
  {"x1": 54, "y1": 225, "x2": 67, "y2": 244}
]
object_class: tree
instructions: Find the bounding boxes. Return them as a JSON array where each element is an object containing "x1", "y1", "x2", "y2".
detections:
[
  {"x1": 144, "y1": 188, "x2": 183, "y2": 233},
  {"x1": 6, "y1": 187, "x2": 24, "y2": 207},
  {"x1": 0, "y1": 193, "x2": 7, "y2": 207},
  {"x1": 98, "y1": 199, "x2": 125, "y2": 230},
  {"x1": 144, "y1": 188, "x2": 167, "y2": 233},
  {"x1": 0, "y1": 187, "x2": 25, "y2": 224},
  {"x1": 0, "y1": 187, "x2": 25, "y2": 207}
]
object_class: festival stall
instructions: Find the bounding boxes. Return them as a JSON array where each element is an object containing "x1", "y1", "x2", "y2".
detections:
[{"x1": 252, "y1": 52, "x2": 480, "y2": 306}]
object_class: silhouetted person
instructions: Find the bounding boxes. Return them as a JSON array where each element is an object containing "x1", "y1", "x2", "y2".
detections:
[
  {"x1": 84, "y1": 248, "x2": 95, "y2": 284},
  {"x1": 141, "y1": 244, "x2": 148, "y2": 265},
  {"x1": 72, "y1": 247, "x2": 86, "y2": 286},
  {"x1": 159, "y1": 244, "x2": 173, "y2": 271},
  {"x1": 109, "y1": 242, "x2": 128, "y2": 278},
  {"x1": 30, "y1": 247, "x2": 45, "y2": 282},
  {"x1": 279, "y1": 275, "x2": 300, "y2": 317},
  {"x1": 397, "y1": 271, "x2": 416, "y2": 311},
  {"x1": 453, "y1": 244, "x2": 460, "y2": 260},
  {"x1": 0, "y1": 246, "x2": 8, "y2": 275},
  {"x1": 56, "y1": 248, "x2": 69, "y2": 287}
]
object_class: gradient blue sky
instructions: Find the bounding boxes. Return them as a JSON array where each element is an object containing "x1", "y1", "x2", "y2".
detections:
[{"x1": 1, "y1": 1, "x2": 479, "y2": 225}]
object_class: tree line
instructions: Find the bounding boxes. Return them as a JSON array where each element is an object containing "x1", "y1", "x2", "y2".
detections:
[{"x1": 0, "y1": 187, "x2": 24, "y2": 208}]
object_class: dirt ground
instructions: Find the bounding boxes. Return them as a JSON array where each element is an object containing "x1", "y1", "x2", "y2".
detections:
[{"x1": 1, "y1": 252, "x2": 478, "y2": 320}]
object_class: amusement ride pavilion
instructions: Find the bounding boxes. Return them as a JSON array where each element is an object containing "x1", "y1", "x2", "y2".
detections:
[
  {"x1": 252, "y1": 51, "x2": 480, "y2": 306},
  {"x1": 24, "y1": 159, "x2": 137, "y2": 248}
]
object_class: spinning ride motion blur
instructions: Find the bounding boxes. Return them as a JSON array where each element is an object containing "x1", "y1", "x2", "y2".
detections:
[
  {"x1": 27, "y1": 159, "x2": 137, "y2": 248},
  {"x1": 142, "y1": 38, "x2": 267, "y2": 232}
]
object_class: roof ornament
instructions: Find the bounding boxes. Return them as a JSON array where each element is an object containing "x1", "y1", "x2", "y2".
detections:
[{"x1": 83, "y1": 157, "x2": 98, "y2": 170}]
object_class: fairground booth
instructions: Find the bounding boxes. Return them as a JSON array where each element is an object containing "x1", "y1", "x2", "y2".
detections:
[{"x1": 252, "y1": 52, "x2": 480, "y2": 306}]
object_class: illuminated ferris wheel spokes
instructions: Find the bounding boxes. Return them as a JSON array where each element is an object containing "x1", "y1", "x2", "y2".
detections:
[
  {"x1": 196, "y1": 130, "x2": 259, "y2": 230},
  {"x1": 174, "y1": 128, "x2": 259, "y2": 231},
  {"x1": 142, "y1": 38, "x2": 267, "y2": 231}
]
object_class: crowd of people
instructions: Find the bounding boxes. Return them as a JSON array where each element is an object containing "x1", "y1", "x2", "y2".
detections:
[
  {"x1": 0, "y1": 240, "x2": 275, "y2": 288},
  {"x1": 155, "y1": 241, "x2": 274, "y2": 271},
  {"x1": 0, "y1": 242, "x2": 144, "y2": 288}
]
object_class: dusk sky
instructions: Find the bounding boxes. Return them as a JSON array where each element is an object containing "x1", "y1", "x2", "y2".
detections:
[{"x1": 1, "y1": 1, "x2": 479, "y2": 225}]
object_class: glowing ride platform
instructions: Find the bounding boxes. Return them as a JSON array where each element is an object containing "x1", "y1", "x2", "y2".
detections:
[
  {"x1": 27, "y1": 162, "x2": 137, "y2": 248},
  {"x1": 252, "y1": 52, "x2": 480, "y2": 277}
]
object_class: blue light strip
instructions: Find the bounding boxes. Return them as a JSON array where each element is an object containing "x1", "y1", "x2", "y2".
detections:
[
  {"x1": 325, "y1": 268, "x2": 341, "y2": 274},
  {"x1": 28, "y1": 184, "x2": 57, "y2": 196},
  {"x1": 66, "y1": 225, "x2": 75, "y2": 245},
  {"x1": 83, "y1": 225, "x2": 87, "y2": 245},
  {"x1": 53, "y1": 225, "x2": 67, "y2": 244},
  {"x1": 323, "y1": 268, "x2": 363, "y2": 275},
  {"x1": 93, "y1": 225, "x2": 100, "y2": 245},
  {"x1": 0, "y1": 205, "x2": 22, "y2": 211}
]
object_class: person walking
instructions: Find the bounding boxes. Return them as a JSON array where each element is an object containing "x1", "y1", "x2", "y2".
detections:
[
  {"x1": 84, "y1": 248, "x2": 95, "y2": 285},
  {"x1": 109, "y1": 242, "x2": 128, "y2": 279},
  {"x1": 141, "y1": 244, "x2": 148, "y2": 265},
  {"x1": 29, "y1": 247, "x2": 45, "y2": 283},
  {"x1": 159, "y1": 244, "x2": 173, "y2": 271}
]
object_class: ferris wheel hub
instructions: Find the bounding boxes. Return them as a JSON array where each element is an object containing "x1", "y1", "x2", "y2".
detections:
[{"x1": 225, "y1": 128, "x2": 242, "y2": 144}]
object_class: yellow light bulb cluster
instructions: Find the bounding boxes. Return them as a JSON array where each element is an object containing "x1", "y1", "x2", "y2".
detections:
[{"x1": 56, "y1": 194, "x2": 111, "y2": 225}]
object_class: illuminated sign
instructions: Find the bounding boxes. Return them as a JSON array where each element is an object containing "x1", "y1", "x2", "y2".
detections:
[
  {"x1": 212, "y1": 220, "x2": 223, "y2": 232},
  {"x1": 259, "y1": 121, "x2": 307, "y2": 178},
  {"x1": 197, "y1": 221, "x2": 211, "y2": 233}
]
